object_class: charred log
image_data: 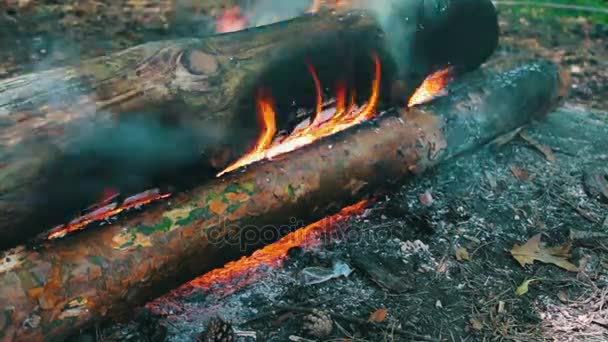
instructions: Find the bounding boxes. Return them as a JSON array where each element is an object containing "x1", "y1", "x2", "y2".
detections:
[
  {"x1": 0, "y1": 0, "x2": 499, "y2": 249},
  {"x1": 0, "y1": 60, "x2": 569, "y2": 341}
]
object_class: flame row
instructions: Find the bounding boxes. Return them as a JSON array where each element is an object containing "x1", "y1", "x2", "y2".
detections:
[
  {"x1": 47, "y1": 189, "x2": 171, "y2": 240},
  {"x1": 217, "y1": 54, "x2": 382, "y2": 177},
  {"x1": 44, "y1": 60, "x2": 450, "y2": 240}
]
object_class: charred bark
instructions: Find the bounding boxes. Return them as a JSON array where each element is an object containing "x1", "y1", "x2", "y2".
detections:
[
  {"x1": 0, "y1": 60, "x2": 569, "y2": 341},
  {"x1": 0, "y1": 0, "x2": 499, "y2": 249}
]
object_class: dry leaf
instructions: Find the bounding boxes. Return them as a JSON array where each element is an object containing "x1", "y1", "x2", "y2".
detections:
[
  {"x1": 455, "y1": 247, "x2": 471, "y2": 262},
  {"x1": 436, "y1": 257, "x2": 449, "y2": 273},
  {"x1": 545, "y1": 241, "x2": 572, "y2": 257},
  {"x1": 583, "y1": 171, "x2": 608, "y2": 202},
  {"x1": 469, "y1": 318, "x2": 483, "y2": 331},
  {"x1": 510, "y1": 167, "x2": 530, "y2": 181},
  {"x1": 519, "y1": 131, "x2": 556, "y2": 162},
  {"x1": 368, "y1": 308, "x2": 388, "y2": 323},
  {"x1": 515, "y1": 278, "x2": 538, "y2": 296},
  {"x1": 510, "y1": 234, "x2": 579, "y2": 272}
]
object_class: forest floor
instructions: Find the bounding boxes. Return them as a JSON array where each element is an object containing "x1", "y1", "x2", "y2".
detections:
[{"x1": 3, "y1": 3, "x2": 608, "y2": 342}]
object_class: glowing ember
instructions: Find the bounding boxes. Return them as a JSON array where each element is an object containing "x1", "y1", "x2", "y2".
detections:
[
  {"x1": 217, "y1": 54, "x2": 382, "y2": 177},
  {"x1": 186, "y1": 200, "x2": 369, "y2": 294},
  {"x1": 216, "y1": 6, "x2": 248, "y2": 33},
  {"x1": 47, "y1": 188, "x2": 171, "y2": 240},
  {"x1": 407, "y1": 68, "x2": 453, "y2": 107}
]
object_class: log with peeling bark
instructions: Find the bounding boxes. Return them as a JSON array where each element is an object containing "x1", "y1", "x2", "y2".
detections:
[
  {"x1": 0, "y1": 0, "x2": 499, "y2": 249},
  {"x1": 0, "y1": 60, "x2": 569, "y2": 341}
]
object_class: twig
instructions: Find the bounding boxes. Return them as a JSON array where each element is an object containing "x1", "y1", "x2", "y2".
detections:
[
  {"x1": 492, "y1": 1, "x2": 608, "y2": 15},
  {"x1": 274, "y1": 304, "x2": 440, "y2": 342}
]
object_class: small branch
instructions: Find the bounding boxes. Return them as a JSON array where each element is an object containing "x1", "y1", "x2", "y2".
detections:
[
  {"x1": 492, "y1": 1, "x2": 608, "y2": 15},
  {"x1": 274, "y1": 304, "x2": 440, "y2": 342}
]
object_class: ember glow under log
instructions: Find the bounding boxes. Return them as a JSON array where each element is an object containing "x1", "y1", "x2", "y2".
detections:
[
  {"x1": 0, "y1": 61, "x2": 569, "y2": 341},
  {"x1": 0, "y1": 0, "x2": 499, "y2": 249}
]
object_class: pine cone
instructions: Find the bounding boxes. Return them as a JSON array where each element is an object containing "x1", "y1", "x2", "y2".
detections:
[
  {"x1": 198, "y1": 317, "x2": 235, "y2": 342},
  {"x1": 302, "y1": 309, "x2": 333, "y2": 338}
]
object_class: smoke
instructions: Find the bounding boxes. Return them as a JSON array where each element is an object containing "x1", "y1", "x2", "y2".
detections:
[
  {"x1": 244, "y1": 0, "x2": 312, "y2": 26},
  {"x1": 357, "y1": 0, "x2": 438, "y2": 79},
  {"x1": 234, "y1": 0, "x2": 427, "y2": 78},
  {"x1": 23, "y1": 113, "x2": 226, "y2": 230}
]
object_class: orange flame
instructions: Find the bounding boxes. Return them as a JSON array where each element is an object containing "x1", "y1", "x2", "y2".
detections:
[
  {"x1": 47, "y1": 189, "x2": 171, "y2": 240},
  {"x1": 216, "y1": 6, "x2": 248, "y2": 33},
  {"x1": 335, "y1": 80, "x2": 346, "y2": 114},
  {"x1": 407, "y1": 68, "x2": 453, "y2": 107},
  {"x1": 217, "y1": 54, "x2": 381, "y2": 177},
  {"x1": 307, "y1": 62, "x2": 323, "y2": 126},
  {"x1": 186, "y1": 200, "x2": 369, "y2": 294},
  {"x1": 308, "y1": 0, "x2": 351, "y2": 13},
  {"x1": 254, "y1": 91, "x2": 277, "y2": 153}
]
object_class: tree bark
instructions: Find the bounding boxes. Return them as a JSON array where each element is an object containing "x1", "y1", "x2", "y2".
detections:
[
  {"x1": 0, "y1": 0, "x2": 499, "y2": 249},
  {"x1": 0, "y1": 60, "x2": 569, "y2": 342}
]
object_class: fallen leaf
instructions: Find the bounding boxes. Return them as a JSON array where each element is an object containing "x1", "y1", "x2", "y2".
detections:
[
  {"x1": 469, "y1": 318, "x2": 483, "y2": 331},
  {"x1": 583, "y1": 170, "x2": 608, "y2": 202},
  {"x1": 510, "y1": 167, "x2": 530, "y2": 181},
  {"x1": 455, "y1": 247, "x2": 471, "y2": 262},
  {"x1": 557, "y1": 291, "x2": 569, "y2": 303},
  {"x1": 515, "y1": 278, "x2": 538, "y2": 296},
  {"x1": 510, "y1": 234, "x2": 579, "y2": 272},
  {"x1": 545, "y1": 241, "x2": 572, "y2": 257},
  {"x1": 519, "y1": 131, "x2": 556, "y2": 162},
  {"x1": 368, "y1": 308, "x2": 388, "y2": 323}
]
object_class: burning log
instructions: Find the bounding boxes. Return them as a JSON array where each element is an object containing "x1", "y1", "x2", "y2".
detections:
[
  {"x1": 0, "y1": 60, "x2": 569, "y2": 341},
  {"x1": 0, "y1": 0, "x2": 499, "y2": 249}
]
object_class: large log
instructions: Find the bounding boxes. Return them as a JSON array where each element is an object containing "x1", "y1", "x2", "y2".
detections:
[
  {"x1": 0, "y1": 0, "x2": 499, "y2": 249},
  {"x1": 0, "y1": 60, "x2": 569, "y2": 341}
]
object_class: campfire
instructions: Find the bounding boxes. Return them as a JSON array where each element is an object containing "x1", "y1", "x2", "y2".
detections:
[
  {"x1": 39, "y1": 54, "x2": 450, "y2": 242},
  {"x1": 0, "y1": 0, "x2": 573, "y2": 340}
]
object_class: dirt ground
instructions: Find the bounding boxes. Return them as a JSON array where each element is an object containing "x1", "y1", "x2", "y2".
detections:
[{"x1": 3, "y1": 3, "x2": 608, "y2": 342}]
